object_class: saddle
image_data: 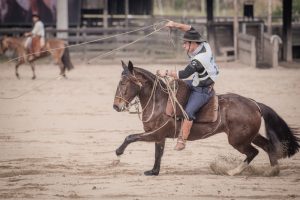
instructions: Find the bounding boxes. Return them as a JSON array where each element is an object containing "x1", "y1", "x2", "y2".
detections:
[
  {"x1": 31, "y1": 36, "x2": 44, "y2": 57},
  {"x1": 165, "y1": 80, "x2": 219, "y2": 123}
]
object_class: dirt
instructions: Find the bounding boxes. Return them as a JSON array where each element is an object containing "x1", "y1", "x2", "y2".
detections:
[{"x1": 0, "y1": 60, "x2": 299, "y2": 199}]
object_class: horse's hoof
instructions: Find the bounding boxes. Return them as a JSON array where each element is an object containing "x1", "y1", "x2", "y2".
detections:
[
  {"x1": 115, "y1": 149, "x2": 123, "y2": 156},
  {"x1": 59, "y1": 74, "x2": 67, "y2": 79},
  {"x1": 111, "y1": 159, "x2": 120, "y2": 166},
  {"x1": 263, "y1": 165, "x2": 280, "y2": 176},
  {"x1": 227, "y1": 170, "x2": 236, "y2": 176},
  {"x1": 227, "y1": 169, "x2": 240, "y2": 176},
  {"x1": 144, "y1": 170, "x2": 159, "y2": 176},
  {"x1": 16, "y1": 74, "x2": 20, "y2": 79},
  {"x1": 32, "y1": 76, "x2": 36, "y2": 80}
]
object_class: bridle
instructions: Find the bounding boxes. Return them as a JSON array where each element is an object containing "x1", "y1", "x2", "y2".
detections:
[
  {"x1": 114, "y1": 72, "x2": 160, "y2": 122},
  {"x1": 114, "y1": 72, "x2": 143, "y2": 111}
]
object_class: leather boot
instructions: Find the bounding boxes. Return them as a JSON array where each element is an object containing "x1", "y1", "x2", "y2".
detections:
[{"x1": 174, "y1": 119, "x2": 193, "y2": 151}]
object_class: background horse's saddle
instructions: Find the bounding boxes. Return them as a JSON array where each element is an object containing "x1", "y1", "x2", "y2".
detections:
[
  {"x1": 165, "y1": 80, "x2": 218, "y2": 123},
  {"x1": 31, "y1": 36, "x2": 45, "y2": 57}
]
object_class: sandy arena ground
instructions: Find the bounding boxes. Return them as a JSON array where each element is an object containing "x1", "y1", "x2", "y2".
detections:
[{"x1": 0, "y1": 60, "x2": 300, "y2": 199}]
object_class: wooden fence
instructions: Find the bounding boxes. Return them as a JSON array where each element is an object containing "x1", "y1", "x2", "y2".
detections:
[
  {"x1": 0, "y1": 26, "x2": 181, "y2": 61},
  {"x1": 237, "y1": 33, "x2": 256, "y2": 67}
]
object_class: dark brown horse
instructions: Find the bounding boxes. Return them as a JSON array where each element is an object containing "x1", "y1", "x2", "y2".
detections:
[
  {"x1": 0, "y1": 36, "x2": 74, "y2": 79},
  {"x1": 113, "y1": 61, "x2": 300, "y2": 176}
]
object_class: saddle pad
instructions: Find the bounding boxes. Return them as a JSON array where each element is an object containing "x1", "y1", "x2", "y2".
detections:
[
  {"x1": 165, "y1": 80, "x2": 218, "y2": 123},
  {"x1": 31, "y1": 36, "x2": 41, "y2": 56},
  {"x1": 194, "y1": 95, "x2": 218, "y2": 123}
]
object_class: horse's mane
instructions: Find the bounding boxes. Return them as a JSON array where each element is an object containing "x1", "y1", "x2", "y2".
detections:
[
  {"x1": 6, "y1": 36, "x2": 24, "y2": 42},
  {"x1": 4, "y1": 36, "x2": 25, "y2": 48},
  {"x1": 134, "y1": 67, "x2": 156, "y2": 82}
]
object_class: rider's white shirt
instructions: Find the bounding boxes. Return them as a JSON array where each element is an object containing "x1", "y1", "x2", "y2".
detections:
[
  {"x1": 191, "y1": 42, "x2": 219, "y2": 85},
  {"x1": 31, "y1": 21, "x2": 45, "y2": 38}
]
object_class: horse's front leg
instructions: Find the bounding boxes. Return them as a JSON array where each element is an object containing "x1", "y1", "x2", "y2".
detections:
[
  {"x1": 144, "y1": 139, "x2": 165, "y2": 176},
  {"x1": 116, "y1": 132, "x2": 158, "y2": 156},
  {"x1": 15, "y1": 60, "x2": 24, "y2": 79}
]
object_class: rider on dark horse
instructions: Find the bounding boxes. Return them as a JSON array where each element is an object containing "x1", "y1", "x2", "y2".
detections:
[
  {"x1": 24, "y1": 12, "x2": 45, "y2": 61},
  {"x1": 157, "y1": 21, "x2": 219, "y2": 151}
]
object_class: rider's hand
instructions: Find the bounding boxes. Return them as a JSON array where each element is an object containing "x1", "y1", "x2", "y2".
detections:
[
  {"x1": 165, "y1": 21, "x2": 175, "y2": 28},
  {"x1": 156, "y1": 70, "x2": 167, "y2": 77}
]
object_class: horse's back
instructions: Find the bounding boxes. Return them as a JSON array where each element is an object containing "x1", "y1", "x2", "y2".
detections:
[
  {"x1": 218, "y1": 93, "x2": 262, "y2": 134},
  {"x1": 46, "y1": 38, "x2": 66, "y2": 48}
]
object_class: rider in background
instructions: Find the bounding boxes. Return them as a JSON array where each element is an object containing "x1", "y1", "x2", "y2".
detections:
[
  {"x1": 24, "y1": 13, "x2": 45, "y2": 61},
  {"x1": 157, "y1": 21, "x2": 219, "y2": 151}
]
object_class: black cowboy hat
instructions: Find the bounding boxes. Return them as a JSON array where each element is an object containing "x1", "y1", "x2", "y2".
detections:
[{"x1": 181, "y1": 29, "x2": 206, "y2": 43}]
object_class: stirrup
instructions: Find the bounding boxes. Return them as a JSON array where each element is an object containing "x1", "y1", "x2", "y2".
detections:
[{"x1": 174, "y1": 138, "x2": 186, "y2": 151}]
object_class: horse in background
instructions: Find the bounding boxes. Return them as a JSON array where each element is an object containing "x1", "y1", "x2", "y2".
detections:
[{"x1": 0, "y1": 36, "x2": 74, "y2": 79}]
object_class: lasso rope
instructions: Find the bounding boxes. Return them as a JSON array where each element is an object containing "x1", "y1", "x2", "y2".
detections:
[
  {"x1": 87, "y1": 22, "x2": 167, "y2": 63},
  {"x1": 3, "y1": 20, "x2": 169, "y2": 64},
  {"x1": 0, "y1": 75, "x2": 62, "y2": 100},
  {"x1": 0, "y1": 20, "x2": 170, "y2": 100},
  {"x1": 136, "y1": 76, "x2": 159, "y2": 122},
  {"x1": 162, "y1": 77, "x2": 189, "y2": 120}
]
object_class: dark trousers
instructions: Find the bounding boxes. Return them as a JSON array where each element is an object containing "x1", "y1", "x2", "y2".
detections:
[{"x1": 184, "y1": 80, "x2": 214, "y2": 120}]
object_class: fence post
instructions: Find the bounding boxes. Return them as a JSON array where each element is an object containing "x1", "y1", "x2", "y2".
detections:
[
  {"x1": 56, "y1": 0, "x2": 68, "y2": 41},
  {"x1": 251, "y1": 36, "x2": 256, "y2": 67},
  {"x1": 271, "y1": 35, "x2": 282, "y2": 67}
]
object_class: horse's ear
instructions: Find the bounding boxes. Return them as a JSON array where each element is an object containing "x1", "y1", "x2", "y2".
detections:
[
  {"x1": 128, "y1": 60, "x2": 134, "y2": 74},
  {"x1": 121, "y1": 60, "x2": 127, "y2": 70}
]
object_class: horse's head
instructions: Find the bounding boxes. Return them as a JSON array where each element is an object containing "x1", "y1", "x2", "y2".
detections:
[
  {"x1": 0, "y1": 36, "x2": 10, "y2": 54},
  {"x1": 113, "y1": 61, "x2": 143, "y2": 112}
]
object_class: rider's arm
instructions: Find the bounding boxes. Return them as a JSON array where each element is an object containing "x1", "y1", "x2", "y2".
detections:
[
  {"x1": 177, "y1": 60, "x2": 205, "y2": 79},
  {"x1": 159, "y1": 60, "x2": 205, "y2": 79},
  {"x1": 165, "y1": 21, "x2": 192, "y2": 32},
  {"x1": 24, "y1": 32, "x2": 32, "y2": 37}
]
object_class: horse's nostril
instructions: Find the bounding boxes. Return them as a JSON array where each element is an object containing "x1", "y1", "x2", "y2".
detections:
[{"x1": 113, "y1": 104, "x2": 120, "y2": 112}]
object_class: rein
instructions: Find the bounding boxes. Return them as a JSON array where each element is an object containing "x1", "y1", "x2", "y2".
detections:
[{"x1": 116, "y1": 73, "x2": 189, "y2": 135}]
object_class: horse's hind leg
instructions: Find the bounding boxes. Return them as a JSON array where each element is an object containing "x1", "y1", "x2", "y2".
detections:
[
  {"x1": 252, "y1": 134, "x2": 278, "y2": 166},
  {"x1": 144, "y1": 139, "x2": 166, "y2": 176},
  {"x1": 227, "y1": 143, "x2": 259, "y2": 176},
  {"x1": 53, "y1": 50, "x2": 66, "y2": 78},
  {"x1": 252, "y1": 134, "x2": 280, "y2": 176},
  {"x1": 58, "y1": 60, "x2": 66, "y2": 78}
]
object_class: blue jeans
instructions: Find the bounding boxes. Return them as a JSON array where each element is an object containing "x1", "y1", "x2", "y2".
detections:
[{"x1": 184, "y1": 80, "x2": 214, "y2": 120}]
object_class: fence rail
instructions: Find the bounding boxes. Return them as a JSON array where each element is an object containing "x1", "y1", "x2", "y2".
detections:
[{"x1": 0, "y1": 26, "x2": 181, "y2": 61}]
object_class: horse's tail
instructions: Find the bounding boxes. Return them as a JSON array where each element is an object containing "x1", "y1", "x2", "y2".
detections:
[
  {"x1": 258, "y1": 102, "x2": 300, "y2": 159},
  {"x1": 62, "y1": 46, "x2": 74, "y2": 71}
]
